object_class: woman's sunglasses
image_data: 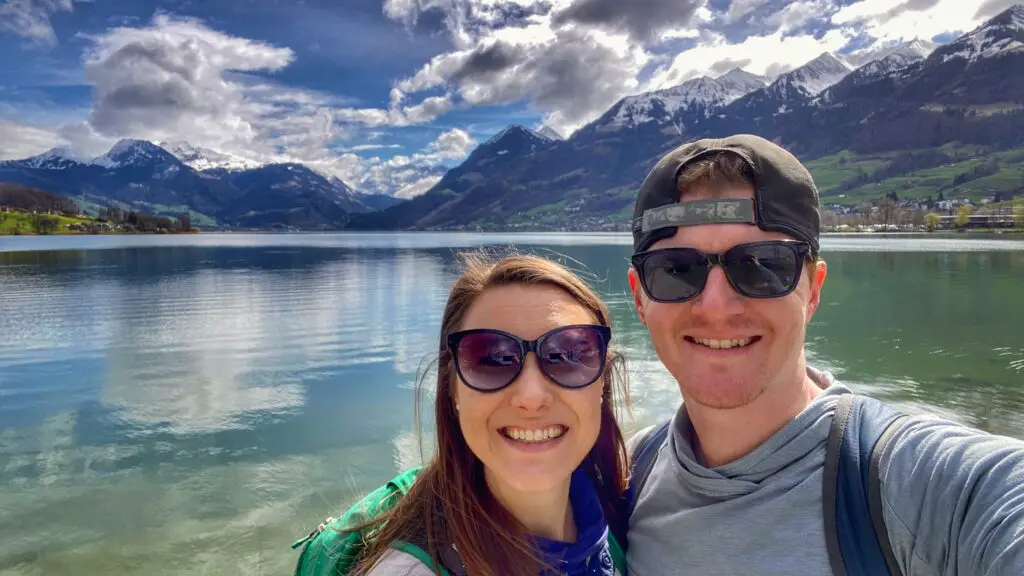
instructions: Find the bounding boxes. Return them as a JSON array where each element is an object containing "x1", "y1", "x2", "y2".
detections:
[
  {"x1": 446, "y1": 324, "x2": 611, "y2": 393},
  {"x1": 631, "y1": 240, "x2": 812, "y2": 303}
]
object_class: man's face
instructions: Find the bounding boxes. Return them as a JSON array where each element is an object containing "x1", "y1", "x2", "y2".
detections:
[{"x1": 628, "y1": 183, "x2": 827, "y2": 410}]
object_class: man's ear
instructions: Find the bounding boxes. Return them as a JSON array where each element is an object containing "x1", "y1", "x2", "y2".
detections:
[
  {"x1": 627, "y1": 267, "x2": 647, "y2": 325},
  {"x1": 805, "y1": 259, "x2": 828, "y2": 323}
]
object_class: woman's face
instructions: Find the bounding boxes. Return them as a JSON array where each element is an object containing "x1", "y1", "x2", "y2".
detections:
[{"x1": 453, "y1": 283, "x2": 606, "y2": 497}]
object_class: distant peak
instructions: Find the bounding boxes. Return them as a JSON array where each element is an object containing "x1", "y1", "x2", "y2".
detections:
[
  {"x1": 935, "y1": 4, "x2": 1024, "y2": 63},
  {"x1": 159, "y1": 140, "x2": 263, "y2": 172},
  {"x1": 37, "y1": 145, "x2": 76, "y2": 159},
  {"x1": 109, "y1": 138, "x2": 156, "y2": 153},
  {"x1": 91, "y1": 138, "x2": 175, "y2": 169},
  {"x1": 537, "y1": 125, "x2": 564, "y2": 140},
  {"x1": 484, "y1": 124, "x2": 548, "y2": 146},
  {"x1": 971, "y1": 3, "x2": 1024, "y2": 33},
  {"x1": 1003, "y1": 3, "x2": 1024, "y2": 20},
  {"x1": 715, "y1": 67, "x2": 769, "y2": 89},
  {"x1": 992, "y1": 3, "x2": 1024, "y2": 28},
  {"x1": 718, "y1": 67, "x2": 757, "y2": 79},
  {"x1": 809, "y1": 52, "x2": 852, "y2": 70},
  {"x1": 13, "y1": 145, "x2": 84, "y2": 169}
]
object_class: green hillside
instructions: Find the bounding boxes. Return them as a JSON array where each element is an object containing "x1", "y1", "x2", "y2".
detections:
[
  {"x1": 496, "y1": 143, "x2": 1024, "y2": 229},
  {"x1": 806, "y1": 145, "x2": 1024, "y2": 205}
]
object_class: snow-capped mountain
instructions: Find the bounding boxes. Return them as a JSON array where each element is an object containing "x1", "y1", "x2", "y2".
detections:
[
  {"x1": 0, "y1": 139, "x2": 373, "y2": 229},
  {"x1": 727, "y1": 52, "x2": 853, "y2": 117},
  {"x1": 537, "y1": 125, "x2": 565, "y2": 141},
  {"x1": 840, "y1": 38, "x2": 938, "y2": 69},
  {"x1": 715, "y1": 68, "x2": 770, "y2": 95},
  {"x1": 354, "y1": 163, "x2": 449, "y2": 199},
  {"x1": 934, "y1": 4, "x2": 1024, "y2": 63},
  {"x1": 817, "y1": 40, "x2": 934, "y2": 104},
  {"x1": 4, "y1": 146, "x2": 85, "y2": 170},
  {"x1": 774, "y1": 53, "x2": 853, "y2": 99},
  {"x1": 602, "y1": 72, "x2": 768, "y2": 129},
  {"x1": 160, "y1": 141, "x2": 264, "y2": 172},
  {"x1": 482, "y1": 125, "x2": 555, "y2": 150},
  {"x1": 856, "y1": 39, "x2": 937, "y2": 78},
  {"x1": 92, "y1": 139, "x2": 181, "y2": 169}
]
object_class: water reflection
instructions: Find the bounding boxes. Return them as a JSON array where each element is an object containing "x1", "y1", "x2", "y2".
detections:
[
  {"x1": 0, "y1": 236, "x2": 1022, "y2": 574},
  {"x1": 0, "y1": 246, "x2": 466, "y2": 574},
  {"x1": 807, "y1": 249, "x2": 1024, "y2": 436}
]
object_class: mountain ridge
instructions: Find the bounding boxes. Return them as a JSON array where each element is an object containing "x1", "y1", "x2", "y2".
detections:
[
  {"x1": 346, "y1": 5, "x2": 1024, "y2": 231},
  {"x1": 0, "y1": 139, "x2": 371, "y2": 229},
  {"x1": 4, "y1": 7, "x2": 1022, "y2": 231}
]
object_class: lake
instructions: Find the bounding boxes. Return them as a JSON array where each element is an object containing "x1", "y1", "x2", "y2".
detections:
[{"x1": 1, "y1": 232, "x2": 1022, "y2": 575}]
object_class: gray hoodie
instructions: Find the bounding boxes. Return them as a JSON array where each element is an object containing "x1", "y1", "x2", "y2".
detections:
[{"x1": 626, "y1": 373, "x2": 1024, "y2": 575}]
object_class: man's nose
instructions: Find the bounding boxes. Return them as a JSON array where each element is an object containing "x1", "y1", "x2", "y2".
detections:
[
  {"x1": 508, "y1": 354, "x2": 554, "y2": 412},
  {"x1": 690, "y1": 265, "x2": 745, "y2": 316}
]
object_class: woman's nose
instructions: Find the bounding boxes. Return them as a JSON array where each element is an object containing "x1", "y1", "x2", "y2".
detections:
[{"x1": 508, "y1": 354, "x2": 554, "y2": 411}]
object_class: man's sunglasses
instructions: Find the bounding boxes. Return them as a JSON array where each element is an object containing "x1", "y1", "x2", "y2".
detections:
[
  {"x1": 631, "y1": 240, "x2": 812, "y2": 303},
  {"x1": 446, "y1": 324, "x2": 611, "y2": 393}
]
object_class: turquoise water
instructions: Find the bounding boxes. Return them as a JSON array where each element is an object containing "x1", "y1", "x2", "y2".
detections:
[{"x1": 1, "y1": 232, "x2": 1022, "y2": 574}]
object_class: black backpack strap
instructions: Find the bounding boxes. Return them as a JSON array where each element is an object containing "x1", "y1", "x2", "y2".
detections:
[
  {"x1": 395, "y1": 531, "x2": 467, "y2": 576},
  {"x1": 627, "y1": 420, "x2": 671, "y2": 518},
  {"x1": 869, "y1": 408, "x2": 909, "y2": 576},
  {"x1": 823, "y1": 394, "x2": 853, "y2": 576},
  {"x1": 823, "y1": 393, "x2": 909, "y2": 576}
]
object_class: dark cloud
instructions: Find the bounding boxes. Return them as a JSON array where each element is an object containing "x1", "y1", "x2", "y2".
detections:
[
  {"x1": 712, "y1": 0, "x2": 827, "y2": 43},
  {"x1": 451, "y1": 41, "x2": 528, "y2": 82},
  {"x1": 877, "y1": 0, "x2": 942, "y2": 23},
  {"x1": 411, "y1": 26, "x2": 644, "y2": 133},
  {"x1": 764, "y1": 61, "x2": 796, "y2": 78},
  {"x1": 384, "y1": 0, "x2": 554, "y2": 46},
  {"x1": 87, "y1": 38, "x2": 205, "y2": 134},
  {"x1": 974, "y1": 0, "x2": 1023, "y2": 20},
  {"x1": 709, "y1": 57, "x2": 752, "y2": 75},
  {"x1": 552, "y1": 0, "x2": 706, "y2": 43}
]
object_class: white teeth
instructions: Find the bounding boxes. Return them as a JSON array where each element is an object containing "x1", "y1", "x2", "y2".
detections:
[
  {"x1": 692, "y1": 337, "x2": 753, "y2": 349},
  {"x1": 502, "y1": 426, "x2": 566, "y2": 443}
]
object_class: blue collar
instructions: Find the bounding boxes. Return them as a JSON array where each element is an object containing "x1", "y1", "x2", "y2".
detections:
[{"x1": 529, "y1": 467, "x2": 611, "y2": 574}]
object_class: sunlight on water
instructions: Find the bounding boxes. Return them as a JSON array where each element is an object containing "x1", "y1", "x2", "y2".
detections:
[{"x1": 1, "y1": 233, "x2": 1022, "y2": 574}]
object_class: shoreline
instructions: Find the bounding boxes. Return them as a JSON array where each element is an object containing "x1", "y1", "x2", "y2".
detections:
[{"x1": 3, "y1": 228, "x2": 1022, "y2": 238}]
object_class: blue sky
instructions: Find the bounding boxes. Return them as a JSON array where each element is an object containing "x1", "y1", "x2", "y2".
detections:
[{"x1": 0, "y1": 0, "x2": 1016, "y2": 196}]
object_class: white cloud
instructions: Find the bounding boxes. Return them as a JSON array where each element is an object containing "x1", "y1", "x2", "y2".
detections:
[
  {"x1": 1, "y1": 13, "x2": 474, "y2": 197},
  {"x1": 314, "y1": 128, "x2": 475, "y2": 198},
  {"x1": 0, "y1": 0, "x2": 85, "y2": 47},
  {"x1": 393, "y1": 175, "x2": 443, "y2": 198},
  {"x1": 765, "y1": 0, "x2": 834, "y2": 35},
  {"x1": 344, "y1": 144, "x2": 403, "y2": 152},
  {"x1": 375, "y1": 1, "x2": 650, "y2": 135},
  {"x1": 334, "y1": 94, "x2": 456, "y2": 128},
  {"x1": 645, "y1": 28, "x2": 853, "y2": 89},
  {"x1": 4, "y1": 0, "x2": 999, "y2": 199},
  {"x1": 77, "y1": 13, "x2": 302, "y2": 158},
  {"x1": 0, "y1": 119, "x2": 60, "y2": 159},
  {"x1": 832, "y1": 0, "x2": 989, "y2": 41},
  {"x1": 424, "y1": 127, "x2": 477, "y2": 160},
  {"x1": 724, "y1": 0, "x2": 762, "y2": 22}
]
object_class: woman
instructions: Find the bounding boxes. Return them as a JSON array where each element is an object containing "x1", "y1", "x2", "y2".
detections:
[{"x1": 302, "y1": 251, "x2": 632, "y2": 576}]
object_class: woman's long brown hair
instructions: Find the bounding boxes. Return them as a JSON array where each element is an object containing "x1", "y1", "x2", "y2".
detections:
[{"x1": 346, "y1": 249, "x2": 632, "y2": 576}]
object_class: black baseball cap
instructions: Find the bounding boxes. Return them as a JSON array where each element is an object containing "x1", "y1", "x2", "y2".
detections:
[{"x1": 631, "y1": 134, "x2": 821, "y2": 256}]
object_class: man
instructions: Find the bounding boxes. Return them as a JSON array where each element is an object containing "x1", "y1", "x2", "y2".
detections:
[{"x1": 624, "y1": 134, "x2": 1024, "y2": 575}]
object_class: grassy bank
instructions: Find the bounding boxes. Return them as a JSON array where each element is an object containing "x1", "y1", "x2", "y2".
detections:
[{"x1": 0, "y1": 211, "x2": 198, "y2": 235}]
